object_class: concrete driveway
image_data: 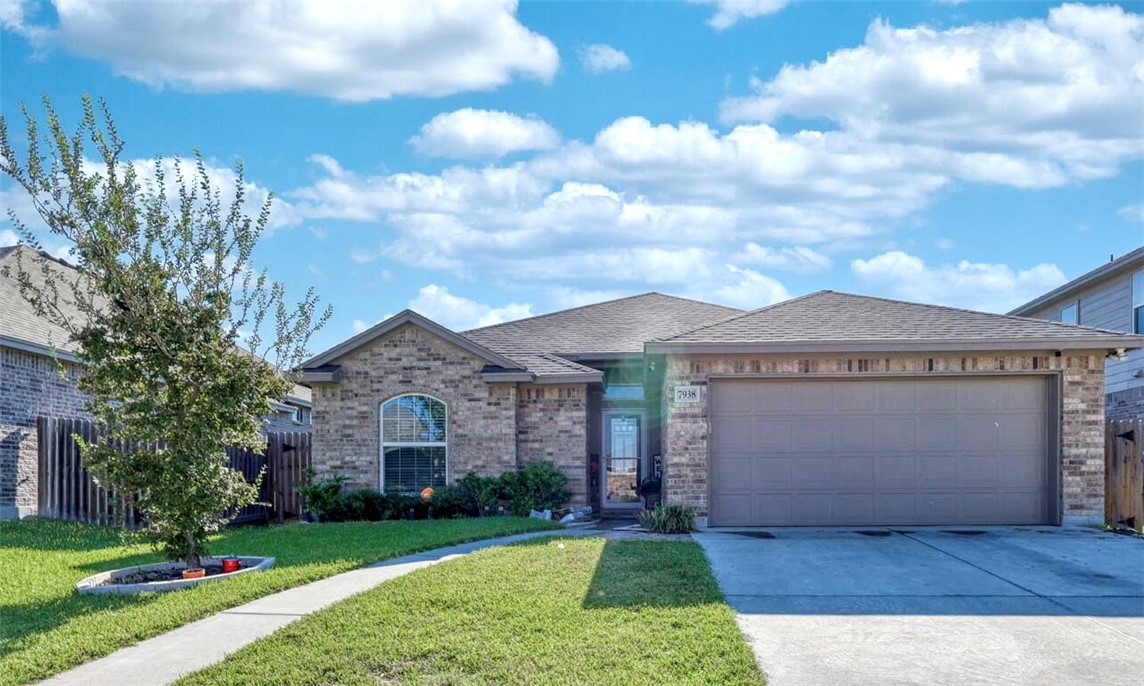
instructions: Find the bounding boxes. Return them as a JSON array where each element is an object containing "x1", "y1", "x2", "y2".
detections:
[{"x1": 694, "y1": 526, "x2": 1144, "y2": 686}]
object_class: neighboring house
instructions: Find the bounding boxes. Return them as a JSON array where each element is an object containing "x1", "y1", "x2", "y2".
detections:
[
  {"x1": 302, "y1": 290, "x2": 1141, "y2": 527},
  {"x1": 0, "y1": 244, "x2": 311, "y2": 520},
  {"x1": 1010, "y1": 246, "x2": 1144, "y2": 420}
]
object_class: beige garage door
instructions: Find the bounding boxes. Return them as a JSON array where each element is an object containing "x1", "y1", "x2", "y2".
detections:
[{"x1": 708, "y1": 377, "x2": 1053, "y2": 526}]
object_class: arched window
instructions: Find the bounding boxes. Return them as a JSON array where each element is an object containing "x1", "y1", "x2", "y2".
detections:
[{"x1": 380, "y1": 394, "x2": 447, "y2": 492}]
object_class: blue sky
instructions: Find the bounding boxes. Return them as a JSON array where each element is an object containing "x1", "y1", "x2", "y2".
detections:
[{"x1": 2, "y1": 0, "x2": 1142, "y2": 354}]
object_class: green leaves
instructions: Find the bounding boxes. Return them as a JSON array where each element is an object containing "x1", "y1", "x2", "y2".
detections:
[{"x1": 1, "y1": 96, "x2": 333, "y2": 565}]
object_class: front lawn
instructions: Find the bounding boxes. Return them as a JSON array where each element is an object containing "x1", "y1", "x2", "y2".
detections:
[
  {"x1": 179, "y1": 537, "x2": 764, "y2": 686},
  {"x1": 0, "y1": 517, "x2": 560, "y2": 686}
]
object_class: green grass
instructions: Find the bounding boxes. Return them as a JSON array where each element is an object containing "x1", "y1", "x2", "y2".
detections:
[
  {"x1": 0, "y1": 516, "x2": 561, "y2": 686},
  {"x1": 178, "y1": 537, "x2": 764, "y2": 686}
]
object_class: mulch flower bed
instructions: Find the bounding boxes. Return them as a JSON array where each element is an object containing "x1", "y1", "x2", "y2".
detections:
[{"x1": 107, "y1": 563, "x2": 231, "y2": 585}]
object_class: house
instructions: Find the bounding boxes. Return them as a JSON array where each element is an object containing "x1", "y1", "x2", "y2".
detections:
[
  {"x1": 1009, "y1": 246, "x2": 1144, "y2": 420},
  {"x1": 302, "y1": 290, "x2": 1141, "y2": 527},
  {"x1": 0, "y1": 244, "x2": 312, "y2": 520}
]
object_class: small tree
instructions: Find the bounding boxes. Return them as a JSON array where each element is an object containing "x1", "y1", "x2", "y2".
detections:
[{"x1": 0, "y1": 96, "x2": 331, "y2": 566}]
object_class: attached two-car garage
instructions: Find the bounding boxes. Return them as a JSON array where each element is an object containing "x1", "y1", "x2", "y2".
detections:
[{"x1": 708, "y1": 376, "x2": 1056, "y2": 526}]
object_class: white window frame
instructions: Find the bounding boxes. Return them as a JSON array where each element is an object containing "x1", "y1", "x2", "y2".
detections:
[
  {"x1": 1134, "y1": 271, "x2": 1144, "y2": 334},
  {"x1": 379, "y1": 393, "x2": 448, "y2": 492},
  {"x1": 1059, "y1": 301, "x2": 1079, "y2": 326}
]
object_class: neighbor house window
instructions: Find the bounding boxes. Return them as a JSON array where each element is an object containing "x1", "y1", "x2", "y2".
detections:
[
  {"x1": 294, "y1": 406, "x2": 311, "y2": 424},
  {"x1": 1059, "y1": 302, "x2": 1078, "y2": 326},
  {"x1": 381, "y1": 394, "x2": 446, "y2": 492},
  {"x1": 1135, "y1": 271, "x2": 1144, "y2": 334}
]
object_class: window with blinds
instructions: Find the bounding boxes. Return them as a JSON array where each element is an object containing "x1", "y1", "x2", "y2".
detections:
[{"x1": 381, "y1": 395, "x2": 447, "y2": 492}]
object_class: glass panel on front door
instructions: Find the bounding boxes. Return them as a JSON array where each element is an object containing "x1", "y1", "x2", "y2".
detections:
[{"x1": 605, "y1": 414, "x2": 641, "y2": 506}]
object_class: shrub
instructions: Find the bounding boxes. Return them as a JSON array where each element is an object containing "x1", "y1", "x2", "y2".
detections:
[
  {"x1": 498, "y1": 462, "x2": 571, "y2": 517},
  {"x1": 298, "y1": 469, "x2": 349, "y2": 522},
  {"x1": 426, "y1": 484, "x2": 477, "y2": 519},
  {"x1": 325, "y1": 489, "x2": 387, "y2": 522},
  {"x1": 383, "y1": 490, "x2": 427, "y2": 521},
  {"x1": 640, "y1": 504, "x2": 696, "y2": 534},
  {"x1": 453, "y1": 473, "x2": 503, "y2": 515}
]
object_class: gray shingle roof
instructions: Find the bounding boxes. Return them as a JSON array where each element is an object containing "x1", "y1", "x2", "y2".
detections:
[
  {"x1": 650, "y1": 290, "x2": 1143, "y2": 352},
  {"x1": 462, "y1": 292, "x2": 742, "y2": 358},
  {"x1": 0, "y1": 245, "x2": 86, "y2": 356}
]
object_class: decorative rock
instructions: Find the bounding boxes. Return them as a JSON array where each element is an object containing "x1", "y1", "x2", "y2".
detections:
[{"x1": 529, "y1": 509, "x2": 552, "y2": 520}]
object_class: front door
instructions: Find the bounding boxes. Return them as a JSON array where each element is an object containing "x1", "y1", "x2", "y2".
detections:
[{"x1": 602, "y1": 412, "x2": 643, "y2": 508}]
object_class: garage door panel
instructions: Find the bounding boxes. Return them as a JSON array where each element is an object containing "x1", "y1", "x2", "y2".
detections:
[
  {"x1": 917, "y1": 455, "x2": 959, "y2": 487},
  {"x1": 712, "y1": 494, "x2": 754, "y2": 526},
  {"x1": 836, "y1": 456, "x2": 875, "y2": 487},
  {"x1": 711, "y1": 383, "x2": 758, "y2": 415},
  {"x1": 877, "y1": 383, "x2": 917, "y2": 411},
  {"x1": 999, "y1": 452, "x2": 1042, "y2": 487},
  {"x1": 875, "y1": 417, "x2": 917, "y2": 449},
  {"x1": 835, "y1": 383, "x2": 876, "y2": 411},
  {"x1": 957, "y1": 417, "x2": 1001, "y2": 450},
  {"x1": 752, "y1": 495, "x2": 793, "y2": 525},
  {"x1": 790, "y1": 457, "x2": 833, "y2": 489},
  {"x1": 791, "y1": 419, "x2": 833, "y2": 450},
  {"x1": 959, "y1": 382, "x2": 1001, "y2": 410},
  {"x1": 793, "y1": 384, "x2": 834, "y2": 412},
  {"x1": 753, "y1": 419, "x2": 793, "y2": 450},
  {"x1": 917, "y1": 383, "x2": 958, "y2": 411},
  {"x1": 835, "y1": 419, "x2": 875, "y2": 450},
  {"x1": 712, "y1": 456, "x2": 753, "y2": 490},
  {"x1": 916, "y1": 417, "x2": 957, "y2": 449},
  {"x1": 751, "y1": 457, "x2": 792, "y2": 488},
  {"x1": 708, "y1": 377, "x2": 1051, "y2": 526},
  {"x1": 710, "y1": 419, "x2": 753, "y2": 451},
  {"x1": 957, "y1": 454, "x2": 1001, "y2": 488},
  {"x1": 875, "y1": 455, "x2": 917, "y2": 489}
]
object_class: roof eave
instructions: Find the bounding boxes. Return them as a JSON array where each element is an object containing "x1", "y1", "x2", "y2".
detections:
[
  {"x1": 0, "y1": 335, "x2": 80, "y2": 363},
  {"x1": 1009, "y1": 246, "x2": 1144, "y2": 316},
  {"x1": 531, "y1": 371, "x2": 604, "y2": 385},
  {"x1": 300, "y1": 368, "x2": 343, "y2": 384},
  {"x1": 480, "y1": 371, "x2": 535, "y2": 383},
  {"x1": 301, "y1": 310, "x2": 526, "y2": 372},
  {"x1": 646, "y1": 336, "x2": 1144, "y2": 355}
]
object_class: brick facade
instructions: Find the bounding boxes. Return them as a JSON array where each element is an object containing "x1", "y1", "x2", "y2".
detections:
[
  {"x1": 1106, "y1": 387, "x2": 1144, "y2": 420},
  {"x1": 311, "y1": 324, "x2": 519, "y2": 489},
  {"x1": 517, "y1": 384, "x2": 589, "y2": 505},
  {"x1": 0, "y1": 347, "x2": 89, "y2": 519},
  {"x1": 661, "y1": 351, "x2": 1107, "y2": 522}
]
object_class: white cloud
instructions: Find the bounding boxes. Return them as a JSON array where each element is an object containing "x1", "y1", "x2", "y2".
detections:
[
  {"x1": 1118, "y1": 203, "x2": 1144, "y2": 223},
  {"x1": 579, "y1": 44, "x2": 632, "y2": 73},
  {"x1": 851, "y1": 250, "x2": 1067, "y2": 312},
  {"x1": 692, "y1": 0, "x2": 790, "y2": 30},
  {"x1": 408, "y1": 284, "x2": 533, "y2": 331},
  {"x1": 722, "y1": 5, "x2": 1144, "y2": 188},
  {"x1": 349, "y1": 248, "x2": 377, "y2": 264},
  {"x1": 352, "y1": 318, "x2": 381, "y2": 334},
  {"x1": 21, "y1": 0, "x2": 558, "y2": 101},
  {"x1": 737, "y1": 243, "x2": 832, "y2": 272},
  {"x1": 0, "y1": 228, "x2": 17, "y2": 247},
  {"x1": 411, "y1": 109, "x2": 561, "y2": 159},
  {"x1": 935, "y1": 237, "x2": 955, "y2": 249},
  {"x1": 712, "y1": 265, "x2": 790, "y2": 309}
]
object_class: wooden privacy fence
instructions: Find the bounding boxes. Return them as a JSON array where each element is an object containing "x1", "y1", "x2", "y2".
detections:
[
  {"x1": 1105, "y1": 418, "x2": 1144, "y2": 532},
  {"x1": 37, "y1": 417, "x2": 311, "y2": 527}
]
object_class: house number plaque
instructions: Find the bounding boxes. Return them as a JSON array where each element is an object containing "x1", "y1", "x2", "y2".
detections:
[{"x1": 673, "y1": 386, "x2": 701, "y2": 403}]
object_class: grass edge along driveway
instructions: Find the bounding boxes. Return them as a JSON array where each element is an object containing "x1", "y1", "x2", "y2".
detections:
[
  {"x1": 178, "y1": 537, "x2": 765, "y2": 686},
  {"x1": 0, "y1": 517, "x2": 561, "y2": 686}
]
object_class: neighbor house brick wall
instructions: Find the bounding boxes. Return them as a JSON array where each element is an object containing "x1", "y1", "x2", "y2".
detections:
[
  {"x1": 1106, "y1": 387, "x2": 1144, "y2": 420},
  {"x1": 310, "y1": 324, "x2": 518, "y2": 490},
  {"x1": 661, "y1": 351, "x2": 1106, "y2": 520},
  {"x1": 0, "y1": 346, "x2": 88, "y2": 519},
  {"x1": 516, "y1": 383, "x2": 588, "y2": 506}
]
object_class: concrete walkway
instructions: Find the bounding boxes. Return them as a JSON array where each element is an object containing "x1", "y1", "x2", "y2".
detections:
[
  {"x1": 39, "y1": 529, "x2": 575, "y2": 686},
  {"x1": 696, "y1": 526, "x2": 1144, "y2": 686}
]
